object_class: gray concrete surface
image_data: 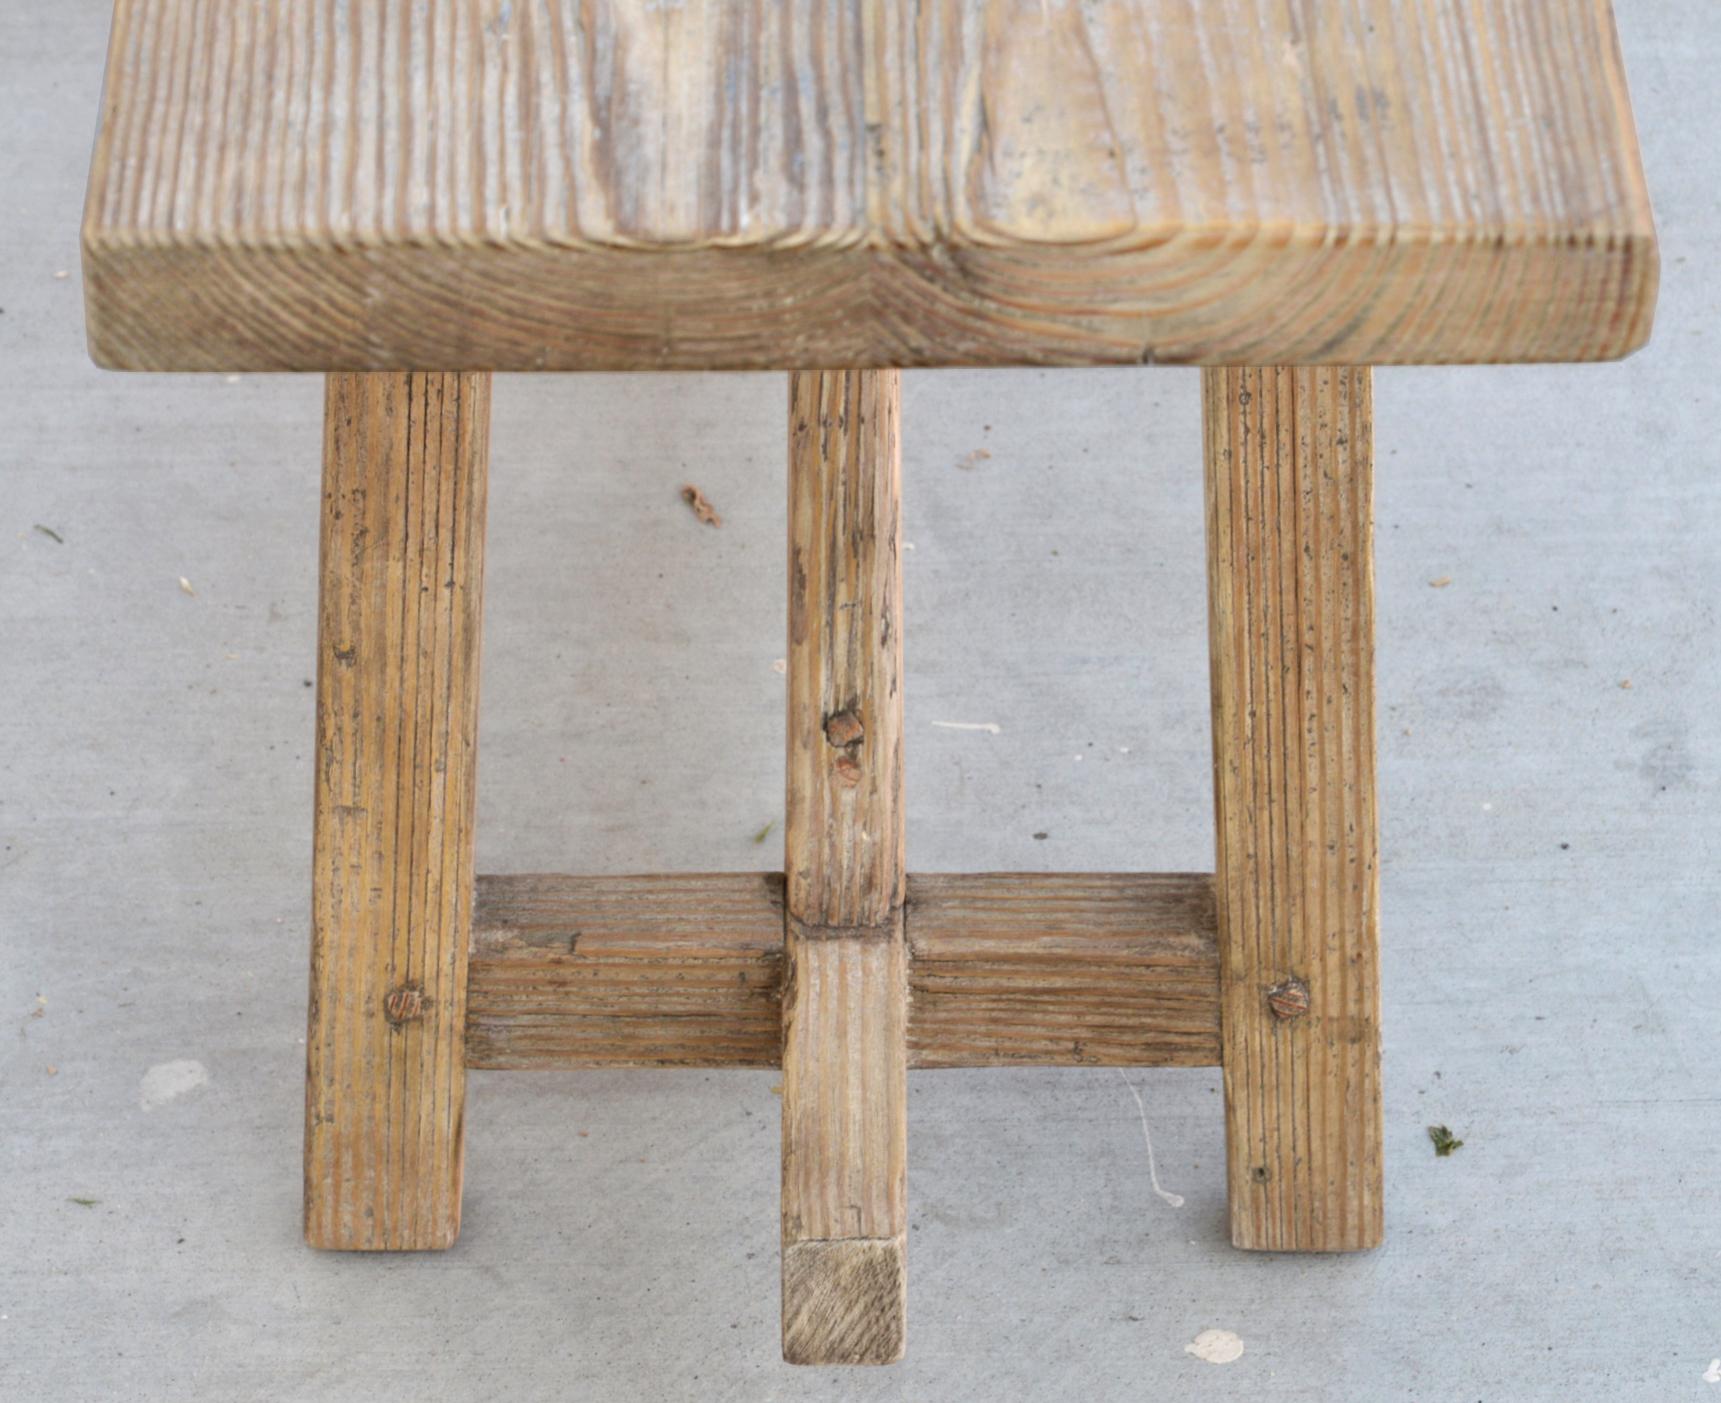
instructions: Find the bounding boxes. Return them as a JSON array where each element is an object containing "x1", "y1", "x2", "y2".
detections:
[{"x1": 3, "y1": 3, "x2": 1717, "y2": 1399}]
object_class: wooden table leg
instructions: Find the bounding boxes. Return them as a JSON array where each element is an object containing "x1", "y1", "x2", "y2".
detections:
[
  {"x1": 781, "y1": 369, "x2": 908, "y2": 1363},
  {"x1": 1203, "y1": 366, "x2": 1384, "y2": 1253},
  {"x1": 304, "y1": 372, "x2": 490, "y2": 1251}
]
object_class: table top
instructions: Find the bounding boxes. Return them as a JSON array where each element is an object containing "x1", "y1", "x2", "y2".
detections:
[{"x1": 82, "y1": 0, "x2": 1657, "y2": 372}]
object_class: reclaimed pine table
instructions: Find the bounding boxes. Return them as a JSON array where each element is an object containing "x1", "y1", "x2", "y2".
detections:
[{"x1": 82, "y1": 0, "x2": 1657, "y2": 1366}]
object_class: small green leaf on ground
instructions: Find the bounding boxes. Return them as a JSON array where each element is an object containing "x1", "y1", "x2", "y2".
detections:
[
  {"x1": 33, "y1": 524, "x2": 64, "y2": 544},
  {"x1": 1427, "y1": 1124, "x2": 1463, "y2": 1157},
  {"x1": 751, "y1": 819, "x2": 776, "y2": 845},
  {"x1": 68, "y1": 1197, "x2": 99, "y2": 1207}
]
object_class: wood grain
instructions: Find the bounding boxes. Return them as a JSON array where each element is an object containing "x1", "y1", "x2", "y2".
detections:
[
  {"x1": 1204, "y1": 366, "x2": 1383, "y2": 1253},
  {"x1": 466, "y1": 873, "x2": 785, "y2": 1069},
  {"x1": 83, "y1": 0, "x2": 1656, "y2": 371},
  {"x1": 305, "y1": 371, "x2": 490, "y2": 1251},
  {"x1": 786, "y1": 370, "x2": 904, "y2": 930},
  {"x1": 463, "y1": 871, "x2": 1220, "y2": 1069},
  {"x1": 782, "y1": 369, "x2": 906, "y2": 1364},
  {"x1": 908, "y1": 873, "x2": 1219, "y2": 1068}
]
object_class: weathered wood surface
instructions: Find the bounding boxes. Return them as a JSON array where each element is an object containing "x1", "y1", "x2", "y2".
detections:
[
  {"x1": 467, "y1": 873, "x2": 786, "y2": 1069},
  {"x1": 1204, "y1": 366, "x2": 1383, "y2": 1253},
  {"x1": 782, "y1": 369, "x2": 907, "y2": 1364},
  {"x1": 786, "y1": 371, "x2": 905, "y2": 931},
  {"x1": 464, "y1": 872, "x2": 1221, "y2": 1070},
  {"x1": 84, "y1": 0, "x2": 1656, "y2": 371},
  {"x1": 908, "y1": 872, "x2": 1219, "y2": 1068},
  {"x1": 305, "y1": 371, "x2": 490, "y2": 1251}
]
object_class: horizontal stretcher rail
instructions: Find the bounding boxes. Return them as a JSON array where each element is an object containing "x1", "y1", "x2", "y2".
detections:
[{"x1": 465, "y1": 872, "x2": 1220, "y2": 1071}]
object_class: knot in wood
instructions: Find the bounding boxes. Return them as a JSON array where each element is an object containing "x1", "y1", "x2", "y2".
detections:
[
  {"x1": 383, "y1": 983, "x2": 425, "y2": 1025},
  {"x1": 823, "y1": 710, "x2": 865, "y2": 748},
  {"x1": 1266, "y1": 978, "x2": 1310, "y2": 1021},
  {"x1": 832, "y1": 755, "x2": 863, "y2": 787}
]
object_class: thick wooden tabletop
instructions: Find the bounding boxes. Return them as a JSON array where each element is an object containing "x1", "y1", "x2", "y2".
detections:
[{"x1": 83, "y1": 0, "x2": 1656, "y2": 372}]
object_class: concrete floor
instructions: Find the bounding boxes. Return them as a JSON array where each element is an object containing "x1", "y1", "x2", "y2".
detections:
[{"x1": 3, "y1": 3, "x2": 1717, "y2": 1400}]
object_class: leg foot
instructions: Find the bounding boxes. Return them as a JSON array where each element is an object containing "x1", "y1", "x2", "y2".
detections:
[{"x1": 782, "y1": 1237, "x2": 907, "y2": 1366}]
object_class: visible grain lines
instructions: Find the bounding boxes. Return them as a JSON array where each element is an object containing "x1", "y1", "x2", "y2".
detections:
[
  {"x1": 83, "y1": 0, "x2": 1655, "y2": 369},
  {"x1": 464, "y1": 872, "x2": 1222, "y2": 1070},
  {"x1": 1204, "y1": 366, "x2": 1382, "y2": 1253},
  {"x1": 304, "y1": 371, "x2": 489, "y2": 1252},
  {"x1": 782, "y1": 369, "x2": 907, "y2": 1363}
]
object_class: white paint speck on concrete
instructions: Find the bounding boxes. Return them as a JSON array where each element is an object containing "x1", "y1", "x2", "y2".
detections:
[
  {"x1": 1185, "y1": 1328, "x2": 1245, "y2": 1365},
  {"x1": 139, "y1": 1060, "x2": 209, "y2": 1111},
  {"x1": 1703, "y1": 1359, "x2": 1721, "y2": 1384},
  {"x1": 1116, "y1": 1068, "x2": 1184, "y2": 1208}
]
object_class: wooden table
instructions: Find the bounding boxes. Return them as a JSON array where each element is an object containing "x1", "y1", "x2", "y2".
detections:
[{"x1": 82, "y1": 0, "x2": 1657, "y2": 1366}]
